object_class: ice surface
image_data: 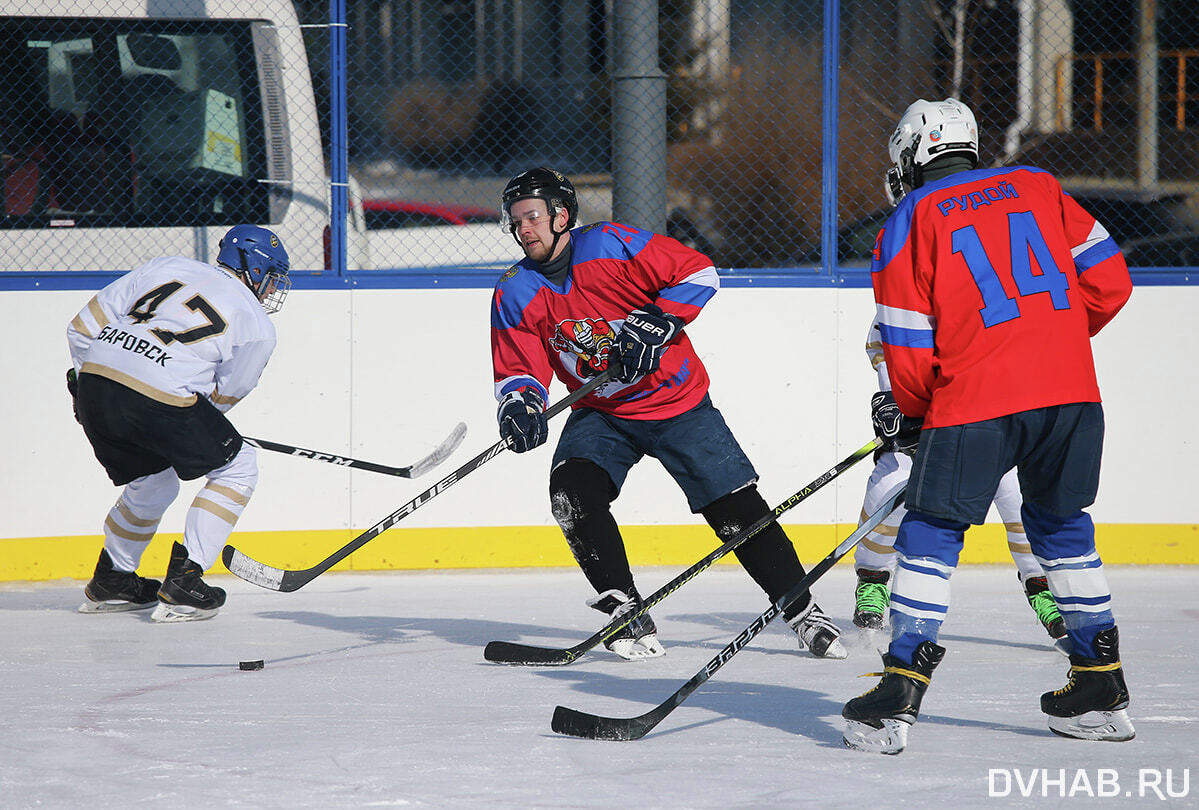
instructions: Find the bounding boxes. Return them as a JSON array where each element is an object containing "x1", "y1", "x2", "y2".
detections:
[{"x1": 1, "y1": 565, "x2": 1193, "y2": 808}]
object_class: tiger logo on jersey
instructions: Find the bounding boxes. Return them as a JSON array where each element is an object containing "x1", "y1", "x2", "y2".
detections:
[{"x1": 549, "y1": 317, "x2": 616, "y2": 377}]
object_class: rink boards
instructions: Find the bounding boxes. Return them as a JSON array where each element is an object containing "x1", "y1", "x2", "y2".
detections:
[{"x1": 3, "y1": 284, "x2": 1194, "y2": 580}]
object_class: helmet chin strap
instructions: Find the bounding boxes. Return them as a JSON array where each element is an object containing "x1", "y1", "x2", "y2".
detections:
[
  {"x1": 217, "y1": 258, "x2": 258, "y2": 297},
  {"x1": 885, "y1": 168, "x2": 906, "y2": 207},
  {"x1": 234, "y1": 253, "x2": 261, "y2": 298},
  {"x1": 544, "y1": 220, "x2": 568, "y2": 260}
]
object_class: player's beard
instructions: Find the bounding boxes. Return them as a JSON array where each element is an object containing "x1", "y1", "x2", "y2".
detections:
[{"x1": 522, "y1": 235, "x2": 551, "y2": 263}]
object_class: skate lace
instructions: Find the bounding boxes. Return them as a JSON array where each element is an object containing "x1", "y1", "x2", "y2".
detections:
[
  {"x1": 604, "y1": 594, "x2": 654, "y2": 642},
  {"x1": 883, "y1": 664, "x2": 931, "y2": 685},
  {"x1": 854, "y1": 663, "x2": 930, "y2": 695},
  {"x1": 1027, "y1": 589, "x2": 1063, "y2": 629},
  {"x1": 855, "y1": 581, "x2": 890, "y2": 614},
  {"x1": 796, "y1": 605, "x2": 838, "y2": 635},
  {"x1": 1051, "y1": 661, "x2": 1123, "y2": 697},
  {"x1": 1050, "y1": 669, "x2": 1079, "y2": 697}
]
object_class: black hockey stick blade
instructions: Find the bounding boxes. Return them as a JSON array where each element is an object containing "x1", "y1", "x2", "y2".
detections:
[
  {"x1": 550, "y1": 483, "x2": 907, "y2": 741},
  {"x1": 222, "y1": 372, "x2": 612, "y2": 592},
  {"x1": 243, "y1": 422, "x2": 467, "y2": 479},
  {"x1": 484, "y1": 437, "x2": 882, "y2": 666},
  {"x1": 552, "y1": 703, "x2": 666, "y2": 741}
]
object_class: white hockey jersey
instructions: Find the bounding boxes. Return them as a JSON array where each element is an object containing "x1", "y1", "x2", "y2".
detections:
[{"x1": 67, "y1": 256, "x2": 276, "y2": 412}]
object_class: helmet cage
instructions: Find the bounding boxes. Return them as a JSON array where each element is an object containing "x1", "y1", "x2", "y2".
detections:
[{"x1": 253, "y1": 269, "x2": 291, "y2": 314}]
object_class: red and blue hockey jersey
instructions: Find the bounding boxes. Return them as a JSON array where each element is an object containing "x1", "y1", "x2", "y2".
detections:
[
  {"x1": 871, "y1": 166, "x2": 1132, "y2": 428},
  {"x1": 491, "y1": 220, "x2": 719, "y2": 420}
]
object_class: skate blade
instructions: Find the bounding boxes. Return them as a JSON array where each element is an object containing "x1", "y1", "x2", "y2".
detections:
[
  {"x1": 1052, "y1": 637, "x2": 1073, "y2": 658},
  {"x1": 150, "y1": 602, "x2": 220, "y2": 623},
  {"x1": 852, "y1": 615, "x2": 888, "y2": 632},
  {"x1": 842, "y1": 718, "x2": 910, "y2": 754},
  {"x1": 78, "y1": 598, "x2": 156, "y2": 614},
  {"x1": 1048, "y1": 709, "x2": 1135, "y2": 742},
  {"x1": 607, "y1": 635, "x2": 666, "y2": 660}
]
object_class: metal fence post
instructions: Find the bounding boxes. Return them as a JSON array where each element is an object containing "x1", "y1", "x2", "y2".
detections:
[
  {"x1": 329, "y1": 0, "x2": 348, "y2": 275},
  {"x1": 613, "y1": 0, "x2": 667, "y2": 234},
  {"x1": 822, "y1": 0, "x2": 841, "y2": 277}
]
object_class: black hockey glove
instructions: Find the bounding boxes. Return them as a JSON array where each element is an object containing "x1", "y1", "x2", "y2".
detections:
[
  {"x1": 606, "y1": 304, "x2": 684, "y2": 384},
  {"x1": 66, "y1": 367, "x2": 81, "y2": 424},
  {"x1": 870, "y1": 390, "x2": 923, "y2": 456},
  {"x1": 498, "y1": 388, "x2": 548, "y2": 453}
]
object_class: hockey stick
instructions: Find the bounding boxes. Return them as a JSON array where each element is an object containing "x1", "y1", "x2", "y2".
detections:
[
  {"x1": 551, "y1": 483, "x2": 907, "y2": 741},
  {"x1": 222, "y1": 371, "x2": 613, "y2": 592},
  {"x1": 242, "y1": 423, "x2": 467, "y2": 479},
  {"x1": 484, "y1": 437, "x2": 883, "y2": 665}
]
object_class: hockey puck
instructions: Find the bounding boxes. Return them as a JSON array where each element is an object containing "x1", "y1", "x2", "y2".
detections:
[{"x1": 239, "y1": 659, "x2": 264, "y2": 671}]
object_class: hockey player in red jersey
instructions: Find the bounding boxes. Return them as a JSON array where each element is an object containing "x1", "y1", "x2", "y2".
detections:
[
  {"x1": 841, "y1": 99, "x2": 1134, "y2": 753},
  {"x1": 491, "y1": 167, "x2": 845, "y2": 661}
]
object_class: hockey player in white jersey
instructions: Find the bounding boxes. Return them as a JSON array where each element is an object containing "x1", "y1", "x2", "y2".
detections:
[
  {"x1": 853, "y1": 319, "x2": 1066, "y2": 641},
  {"x1": 67, "y1": 225, "x2": 289, "y2": 622}
]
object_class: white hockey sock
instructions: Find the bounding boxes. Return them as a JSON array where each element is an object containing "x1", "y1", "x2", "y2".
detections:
[
  {"x1": 183, "y1": 444, "x2": 257, "y2": 569},
  {"x1": 856, "y1": 453, "x2": 908, "y2": 571},
  {"x1": 855, "y1": 519, "x2": 899, "y2": 572},
  {"x1": 1005, "y1": 523, "x2": 1043, "y2": 582},
  {"x1": 103, "y1": 469, "x2": 179, "y2": 571}
]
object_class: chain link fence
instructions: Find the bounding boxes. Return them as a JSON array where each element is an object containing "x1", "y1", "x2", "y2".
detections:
[{"x1": 3, "y1": 1, "x2": 1198, "y2": 273}]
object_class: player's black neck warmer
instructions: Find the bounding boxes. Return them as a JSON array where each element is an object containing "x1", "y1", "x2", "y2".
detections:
[
  {"x1": 533, "y1": 240, "x2": 574, "y2": 287},
  {"x1": 920, "y1": 154, "x2": 976, "y2": 186}
]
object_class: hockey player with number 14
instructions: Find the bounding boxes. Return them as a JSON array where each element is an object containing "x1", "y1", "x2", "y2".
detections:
[
  {"x1": 841, "y1": 99, "x2": 1133, "y2": 754},
  {"x1": 851, "y1": 318, "x2": 1066, "y2": 643},
  {"x1": 491, "y1": 167, "x2": 846, "y2": 661},
  {"x1": 67, "y1": 225, "x2": 290, "y2": 623}
]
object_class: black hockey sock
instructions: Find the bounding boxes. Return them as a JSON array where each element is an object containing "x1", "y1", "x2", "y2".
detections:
[
  {"x1": 550, "y1": 459, "x2": 635, "y2": 595},
  {"x1": 701, "y1": 485, "x2": 811, "y2": 620}
]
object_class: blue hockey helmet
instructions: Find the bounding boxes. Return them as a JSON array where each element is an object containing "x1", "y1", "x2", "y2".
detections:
[{"x1": 217, "y1": 224, "x2": 291, "y2": 313}]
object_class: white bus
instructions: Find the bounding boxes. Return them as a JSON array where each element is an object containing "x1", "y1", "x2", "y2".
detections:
[{"x1": 1, "y1": 1, "x2": 514, "y2": 274}]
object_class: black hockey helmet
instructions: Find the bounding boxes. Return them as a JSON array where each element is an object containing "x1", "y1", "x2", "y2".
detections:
[{"x1": 501, "y1": 167, "x2": 579, "y2": 234}]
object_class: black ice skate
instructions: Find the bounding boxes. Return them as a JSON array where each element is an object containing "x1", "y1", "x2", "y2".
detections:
[
  {"x1": 587, "y1": 588, "x2": 665, "y2": 660},
  {"x1": 788, "y1": 601, "x2": 848, "y2": 658},
  {"x1": 1023, "y1": 575, "x2": 1067, "y2": 640},
  {"x1": 842, "y1": 640, "x2": 945, "y2": 754},
  {"x1": 78, "y1": 549, "x2": 162, "y2": 613},
  {"x1": 151, "y1": 542, "x2": 227, "y2": 623},
  {"x1": 852, "y1": 568, "x2": 891, "y2": 630},
  {"x1": 1041, "y1": 626, "x2": 1135, "y2": 741}
]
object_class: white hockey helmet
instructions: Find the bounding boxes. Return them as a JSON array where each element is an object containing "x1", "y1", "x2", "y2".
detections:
[{"x1": 885, "y1": 98, "x2": 979, "y2": 205}]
